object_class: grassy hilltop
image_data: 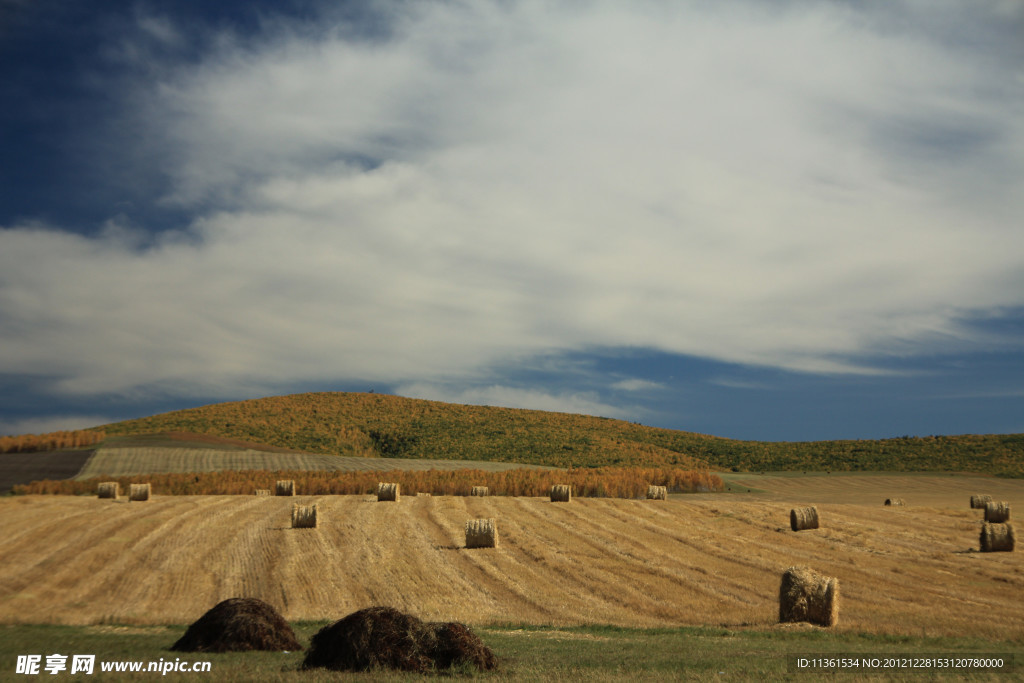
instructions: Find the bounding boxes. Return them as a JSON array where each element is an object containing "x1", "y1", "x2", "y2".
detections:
[{"x1": 91, "y1": 392, "x2": 1024, "y2": 476}]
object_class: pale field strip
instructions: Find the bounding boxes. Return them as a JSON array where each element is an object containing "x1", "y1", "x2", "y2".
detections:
[
  {"x1": 0, "y1": 475, "x2": 1021, "y2": 639},
  {"x1": 74, "y1": 447, "x2": 556, "y2": 480},
  {"x1": 717, "y1": 472, "x2": 1024, "y2": 508}
]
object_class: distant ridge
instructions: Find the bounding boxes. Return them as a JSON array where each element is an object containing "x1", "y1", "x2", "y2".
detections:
[{"x1": 92, "y1": 392, "x2": 1024, "y2": 476}]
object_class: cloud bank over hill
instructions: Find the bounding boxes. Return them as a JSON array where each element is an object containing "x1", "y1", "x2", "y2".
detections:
[{"x1": 1, "y1": 0, "x2": 1022, "y2": 435}]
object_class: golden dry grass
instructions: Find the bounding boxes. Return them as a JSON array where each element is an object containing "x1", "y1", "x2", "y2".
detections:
[{"x1": 2, "y1": 474, "x2": 1024, "y2": 640}]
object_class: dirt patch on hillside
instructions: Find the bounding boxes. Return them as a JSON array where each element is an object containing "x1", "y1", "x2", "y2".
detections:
[{"x1": 0, "y1": 450, "x2": 94, "y2": 493}]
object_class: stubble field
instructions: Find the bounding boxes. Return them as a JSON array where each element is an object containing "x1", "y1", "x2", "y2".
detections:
[{"x1": 1, "y1": 474, "x2": 1021, "y2": 640}]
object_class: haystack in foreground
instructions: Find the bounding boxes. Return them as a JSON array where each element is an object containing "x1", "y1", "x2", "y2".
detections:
[
  {"x1": 302, "y1": 606, "x2": 496, "y2": 673},
  {"x1": 171, "y1": 598, "x2": 301, "y2": 653},
  {"x1": 779, "y1": 566, "x2": 839, "y2": 627}
]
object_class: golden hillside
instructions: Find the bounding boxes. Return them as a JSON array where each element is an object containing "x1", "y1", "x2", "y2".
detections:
[{"x1": 94, "y1": 392, "x2": 1024, "y2": 475}]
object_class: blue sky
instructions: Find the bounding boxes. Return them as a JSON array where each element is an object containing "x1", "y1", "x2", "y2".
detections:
[{"x1": 2, "y1": 0, "x2": 1023, "y2": 442}]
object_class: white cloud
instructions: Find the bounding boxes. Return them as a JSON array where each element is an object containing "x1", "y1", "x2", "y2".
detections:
[
  {"x1": 1, "y1": 0, "x2": 1022, "y2": 399},
  {"x1": 0, "y1": 415, "x2": 112, "y2": 437},
  {"x1": 610, "y1": 379, "x2": 664, "y2": 393},
  {"x1": 394, "y1": 383, "x2": 640, "y2": 421}
]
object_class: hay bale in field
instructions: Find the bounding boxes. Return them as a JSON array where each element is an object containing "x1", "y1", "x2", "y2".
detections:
[
  {"x1": 97, "y1": 482, "x2": 120, "y2": 499},
  {"x1": 378, "y1": 482, "x2": 400, "y2": 502},
  {"x1": 171, "y1": 597, "x2": 301, "y2": 653},
  {"x1": 129, "y1": 483, "x2": 151, "y2": 502},
  {"x1": 550, "y1": 484, "x2": 572, "y2": 502},
  {"x1": 254, "y1": 489, "x2": 271, "y2": 496},
  {"x1": 301, "y1": 606, "x2": 495, "y2": 673},
  {"x1": 291, "y1": 504, "x2": 318, "y2": 529},
  {"x1": 465, "y1": 518, "x2": 498, "y2": 549},
  {"x1": 416, "y1": 492, "x2": 432, "y2": 497},
  {"x1": 980, "y1": 523, "x2": 1015, "y2": 552},
  {"x1": 471, "y1": 486, "x2": 490, "y2": 497},
  {"x1": 779, "y1": 566, "x2": 840, "y2": 627},
  {"x1": 790, "y1": 506, "x2": 819, "y2": 531},
  {"x1": 984, "y1": 501, "x2": 1010, "y2": 523},
  {"x1": 647, "y1": 485, "x2": 667, "y2": 500},
  {"x1": 971, "y1": 494, "x2": 993, "y2": 509},
  {"x1": 884, "y1": 498, "x2": 905, "y2": 506},
  {"x1": 275, "y1": 480, "x2": 295, "y2": 496}
]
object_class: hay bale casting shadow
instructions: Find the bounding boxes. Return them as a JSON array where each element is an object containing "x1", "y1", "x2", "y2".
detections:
[
  {"x1": 301, "y1": 606, "x2": 496, "y2": 673},
  {"x1": 971, "y1": 494, "x2": 993, "y2": 509},
  {"x1": 647, "y1": 485, "x2": 667, "y2": 500},
  {"x1": 97, "y1": 482, "x2": 120, "y2": 499},
  {"x1": 790, "y1": 506, "x2": 819, "y2": 531},
  {"x1": 984, "y1": 502, "x2": 1010, "y2": 523},
  {"x1": 980, "y1": 523, "x2": 1015, "y2": 552},
  {"x1": 171, "y1": 598, "x2": 302, "y2": 653},
  {"x1": 779, "y1": 566, "x2": 839, "y2": 627},
  {"x1": 550, "y1": 484, "x2": 572, "y2": 502}
]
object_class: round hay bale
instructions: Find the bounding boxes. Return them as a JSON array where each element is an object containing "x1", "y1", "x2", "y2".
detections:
[
  {"x1": 550, "y1": 484, "x2": 572, "y2": 502},
  {"x1": 790, "y1": 506, "x2": 819, "y2": 531},
  {"x1": 984, "y1": 502, "x2": 1010, "y2": 523},
  {"x1": 971, "y1": 494, "x2": 993, "y2": 509},
  {"x1": 275, "y1": 480, "x2": 295, "y2": 496},
  {"x1": 779, "y1": 566, "x2": 840, "y2": 627},
  {"x1": 291, "y1": 504, "x2": 318, "y2": 529},
  {"x1": 471, "y1": 486, "x2": 490, "y2": 497},
  {"x1": 465, "y1": 518, "x2": 498, "y2": 548},
  {"x1": 301, "y1": 606, "x2": 496, "y2": 673},
  {"x1": 980, "y1": 523, "x2": 1015, "y2": 552},
  {"x1": 254, "y1": 489, "x2": 271, "y2": 497},
  {"x1": 97, "y1": 482, "x2": 120, "y2": 500},
  {"x1": 646, "y1": 485, "x2": 667, "y2": 500},
  {"x1": 171, "y1": 597, "x2": 302, "y2": 653},
  {"x1": 129, "y1": 483, "x2": 151, "y2": 502},
  {"x1": 884, "y1": 498, "x2": 904, "y2": 506},
  {"x1": 378, "y1": 482, "x2": 400, "y2": 502}
]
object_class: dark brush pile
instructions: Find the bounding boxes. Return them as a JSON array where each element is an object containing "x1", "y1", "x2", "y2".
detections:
[
  {"x1": 171, "y1": 597, "x2": 302, "y2": 653},
  {"x1": 301, "y1": 606, "x2": 496, "y2": 673}
]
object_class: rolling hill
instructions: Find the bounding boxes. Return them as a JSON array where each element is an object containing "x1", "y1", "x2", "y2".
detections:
[{"x1": 87, "y1": 392, "x2": 1024, "y2": 476}]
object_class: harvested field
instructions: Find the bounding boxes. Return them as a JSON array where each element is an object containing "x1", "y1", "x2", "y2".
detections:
[
  {"x1": 74, "y1": 447, "x2": 557, "y2": 481},
  {"x1": 1, "y1": 482, "x2": 1023, "y2": 639}
]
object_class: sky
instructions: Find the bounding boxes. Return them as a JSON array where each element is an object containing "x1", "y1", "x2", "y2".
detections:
[{"x1": 1, "y1": 0, "x2": 1023, "y2": 442}]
